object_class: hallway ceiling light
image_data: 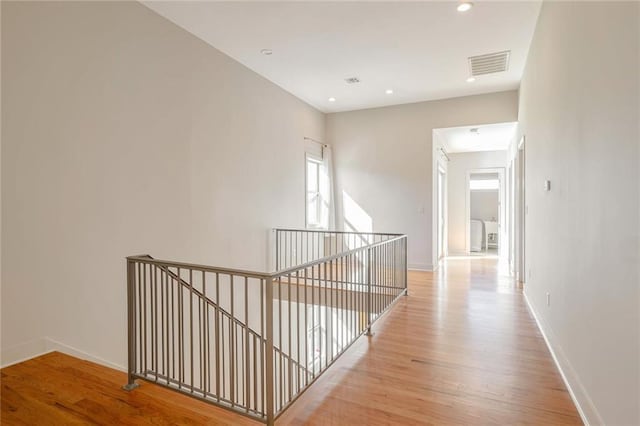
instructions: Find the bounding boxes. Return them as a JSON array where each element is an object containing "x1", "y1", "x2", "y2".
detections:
[
  {"x1": 385, "y1": 89, "x2": 393, "y2": 94},
  {"x1": 328, "y1": 97, "x2": 336, "y2": 102},
  {"x1": 457, "y1": 2, "x2": 473, "y2": 12},
  {"x1": 466, "y1": 77, "x2": 476, "y2": 82}
]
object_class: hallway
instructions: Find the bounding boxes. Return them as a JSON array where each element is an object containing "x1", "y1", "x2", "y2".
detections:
[
  {"x1": 277, "y1": 258, "x2": 581, "y2": 424},
  {"x1": 1, "y1": 259, "x2": 581, "y2": 425}
]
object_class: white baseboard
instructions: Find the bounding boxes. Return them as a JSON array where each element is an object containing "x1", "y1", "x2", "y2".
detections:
[
  {"x1": 0, "y1": 337, "x2": 51, "y2": 368},
  {"x1": 523, "y1": 290, "x2": 601, "y2": 426},
  {"x1": 44, "y1": 338, "x2": 126, "y2": 372},
  {"x1": 408, "y1": 263, "x2": 433, "y2": 271},
  {"x1": 1, "y1": 337, "x2": 125, "y2": 373}
]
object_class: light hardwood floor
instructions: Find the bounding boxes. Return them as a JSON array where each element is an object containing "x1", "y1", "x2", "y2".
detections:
[{"x1": 1, "y1": 258, "x2": 581, "y2": 425}]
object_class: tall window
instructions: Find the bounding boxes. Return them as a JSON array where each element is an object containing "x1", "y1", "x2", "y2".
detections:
[{"x1": 306, "y1": 156, "x2": 323, "y2": 228}]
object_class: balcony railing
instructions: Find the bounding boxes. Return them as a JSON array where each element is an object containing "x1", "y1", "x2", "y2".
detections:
[{"x1": 124, "y1": 229, "x2": 407, "y2": 425}]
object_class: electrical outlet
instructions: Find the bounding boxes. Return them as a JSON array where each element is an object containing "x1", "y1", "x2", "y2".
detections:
[{"x1": 546, "y1": 292, "x2": 551, "y2": 307}]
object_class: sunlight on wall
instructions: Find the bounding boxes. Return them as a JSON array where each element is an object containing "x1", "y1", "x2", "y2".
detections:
[{"x1": 342, "y1": 191, "x2": 373, "y2": 235}]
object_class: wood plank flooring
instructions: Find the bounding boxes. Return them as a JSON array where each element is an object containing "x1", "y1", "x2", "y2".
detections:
[{"x1": 1, "y1": 258, "x2": 581, "y2": 425}]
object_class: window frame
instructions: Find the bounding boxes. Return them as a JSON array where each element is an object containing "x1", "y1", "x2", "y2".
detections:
[{"x1": 305, "y1": 153, "x2": 325, "y2": 229}]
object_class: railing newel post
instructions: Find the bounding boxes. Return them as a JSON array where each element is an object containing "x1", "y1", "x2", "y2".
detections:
[
  {"x1": 265, "y1": 276, "x2": 275, "y2": 426},
  {"x1": 403, "y1": 237, "x2": 408, "y2": 296},
  {"x1": 365, "y1": 247, "x2": 373, "y2": 336},
  {"x1": 123, "y1": 258, "x2": 139, "y2": 391}
]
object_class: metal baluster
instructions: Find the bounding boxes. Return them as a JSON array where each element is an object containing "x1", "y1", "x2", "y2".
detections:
[
  {"x1": 170, "y1": 268, "x2": 175, "y2": 384},
  {"x1": 162, "y1": 268, "x2": 166, "y2": 381},
  {"x1": 287, "y1": 272, "x2": 292, "y2": 403},
  {"x1": 123, "y1": 260, "x2": 139, "y2": 391},
  {"x1": 265, "y1": 276, "x2": 274, "y2": 426},
  {"x1": 245, "y1": 277, "x2": 250, "y2": 411},
  {"x1": 215, "y1": 273, "x2": 221, "y2": 402},
  {"x1": 189, "y1": 269, "x2": 194, "y2": 393},
  {"x1": 230, "y1": 275, "x2": 235, "y2": 406},
  {"x1": 260, "y1": 278, "x2": 265, "y2": 415},
  {"x1": 324, "y1": 261, "x2": 329, "y2": 367},
  {"x1": 177, "y1": 267, "x2": 183, "y2": 390},
  {"x1": 276, "y1": 275, "x2": 281, "y2": 410},
  {"x1": 366, "y1": 248, "x2": 372, "y2": 336},
  {"x1": 296, "y1": 270, "x2": 300, "y2": 394}
]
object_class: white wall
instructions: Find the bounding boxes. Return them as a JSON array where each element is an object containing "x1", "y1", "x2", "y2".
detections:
[
  {"x1": 446, "y1": 151, "x2": 506, "y2": 254},
  {"x1": 326, "y1": 92, "x2": 518, "y2": 270},
  {"x1": 1, "y1": 2, "x2": 324, "y2": 367},
  {"x1": 470, "y1": 191, "x2": 498, "y2": 222},
  {"x1": 518, "y1": 2, "x2": 639, "y2": 424}
]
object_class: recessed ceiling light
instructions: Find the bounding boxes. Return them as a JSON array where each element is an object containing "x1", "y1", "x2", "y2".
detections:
[
  {"x1": 328, "y1": 97, "x2": 336, "y2": 102},
  {"x1": 385, "y1": 89, "x2": 394, "y2": 95},
  {"x1": 466, "y1": 77, "x2": 476, "y2": 82},
  {"x1": 457, "y1": 2, "x2": 473, "y2": 12},
  {"x1": 260, "y1": 49, "x2": 273, "y2": 56}
]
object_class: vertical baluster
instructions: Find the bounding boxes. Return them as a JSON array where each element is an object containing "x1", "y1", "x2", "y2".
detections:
[
  {"x1": 311, "y1": 264, "x2": 316, "y2": 378},
  {"x1": 170, "y1": 268, "x2": 175, "y2": 383},
  {"x1": 215, "y1": 273, "x2": 221, "y2": 403},
  {"x1": 324, "y1": 261, "x2": 329, "y2": 368},
  {"x1": 162, "y1": 268, "x2": 167, "y2": 381},
  {"x1": 295, "y1": 270, "x2": 300, "y2": 394},
  {"x1": 189, "y1": 269, "x2": 194, "y2": 393},
  {"x1": 202, "y1": 271, "x2": 207, "y2": 395},
  {"x1": 253, "y1": 331, "x2": 257, "y2": 413},
  {"x1": 124, "y1": 260, "x2": 138, "y2": 390},
  {"x1": 260, "y1": 277, "x2": 265, "y2": 416},
  {"x1": 287, "y1": 272, "x2": 292, "y2": 404},
  {"x1": 142, "y1": 263, "x2": 147, "y2": 375},
  {"x1": 304, "y1": 266, "x2": 309, "y2": 384},
  {"x1": 177, "y1": 267, "x2": 183, "y2": 389},
  {"x1": 245, "y1": 277, "x2": 250, "y2": 412},
  {"x1": 265, "y1": 276, "x2": 274, "y2": 426},
  {"x1": 278, "y1": 274, "x2": 283, "y2": 411},
  {"x1": 230, "y1": 275, "x2": 235, "y2": 406},
  {"x1": 151, "y1": 265, "x2": 159, "y2": 382}
]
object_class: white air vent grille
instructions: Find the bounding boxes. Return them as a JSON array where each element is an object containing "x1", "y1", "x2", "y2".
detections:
[
  {"x1": 468, "y1": 51, "x2": 510, "y2": 76},
  {"x1": 344, "y1": 77, "x2": 360, "y2": 84}
]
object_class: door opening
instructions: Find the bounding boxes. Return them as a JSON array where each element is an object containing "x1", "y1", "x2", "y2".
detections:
[{"x1": 466, "y1": 169, "x2": 505, "y2": 257}]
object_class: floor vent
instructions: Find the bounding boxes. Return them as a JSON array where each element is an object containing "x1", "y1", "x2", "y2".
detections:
[{"x1": 468, "y1": 50, "x2": 510, "y2": 76}]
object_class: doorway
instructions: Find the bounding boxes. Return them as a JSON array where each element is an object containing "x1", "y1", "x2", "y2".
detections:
[{"x1": 466, "y1": 168, "x2": 505, "y2": 257}]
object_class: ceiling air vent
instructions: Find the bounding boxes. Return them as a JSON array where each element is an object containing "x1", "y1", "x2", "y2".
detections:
[
  {"x1": 468, "y1": 50, "x2": 511, "y2": 76},
  {"x1": 344, "y1": 77, "x2": 361, "y2": 84}
]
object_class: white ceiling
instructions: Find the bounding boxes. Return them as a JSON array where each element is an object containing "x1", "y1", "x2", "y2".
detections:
[
  {"x1": 435, "y1": 121, "x2": 517, "y2": 153},
  {"x1": 143, "y1": 1, "x2": 541, "y2": 113}
]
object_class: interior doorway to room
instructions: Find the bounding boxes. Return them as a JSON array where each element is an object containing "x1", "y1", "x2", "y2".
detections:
[
  {"x1": 431, "y1": 121, "x2": 517, "y2": 270},
  {"x1": 467, "y1": 170, "x2": 505, "y2": 257}
]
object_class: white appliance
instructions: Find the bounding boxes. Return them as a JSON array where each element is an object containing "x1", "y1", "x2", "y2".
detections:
[{"x1": 470, "y1": 219, "x2": 484, "y2": 252}]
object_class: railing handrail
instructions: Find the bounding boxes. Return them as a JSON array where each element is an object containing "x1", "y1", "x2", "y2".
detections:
[
  {"x1": 127, "y1": 255, "x2": 271, "y2": 279},
  {"x1": 271, "y1": 234, "x2": 407, "y2": 278},
  {"x1": 128, "y1": 230, "x2": 407, "y2": 280},
  {"x1": 273, "y1": 228, "x2": 403, "y2": 237}
]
